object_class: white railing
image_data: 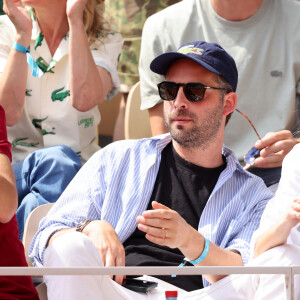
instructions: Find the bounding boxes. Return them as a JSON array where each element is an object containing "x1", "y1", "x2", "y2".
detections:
[{"x1": 0, "y1": 266, "x2": 296, "y2": 300}]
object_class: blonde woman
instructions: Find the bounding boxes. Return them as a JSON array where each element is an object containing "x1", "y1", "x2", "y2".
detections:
[{"x1": 0, "y1": 0, "x2": 122, "y2": 240}]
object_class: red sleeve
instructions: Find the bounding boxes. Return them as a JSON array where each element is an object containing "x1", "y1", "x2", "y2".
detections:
[{"x1": 0, "y1": 105, "x2": 12, "y2": 162}]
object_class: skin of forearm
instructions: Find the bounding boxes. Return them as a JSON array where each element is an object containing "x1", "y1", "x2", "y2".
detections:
[
  {"x1": 0, "y1": 33, "x2": 30, "y2": 125},
  {"x1": 0, "y1": 154, "x2": 17, "y2": 223},
  {"x1": 179, "y1": 228, "x2": 243, "y2": 284},
  {"x1": 68, "y1": 19, "x2": 107, "y2": 112},
  {"x1": 254, "y1": 221, "x2": 291, "y2": 257}
]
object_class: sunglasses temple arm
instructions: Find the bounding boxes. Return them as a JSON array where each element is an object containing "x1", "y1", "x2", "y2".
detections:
[{"x1": 235, "y1": 109, "x2": 262, "y2": 140}]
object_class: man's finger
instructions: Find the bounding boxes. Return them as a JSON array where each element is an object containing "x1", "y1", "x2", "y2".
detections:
[
  {"x1": 259, "y1": 140, "x2": 294, "y2": 157},
  {"x1": 114, "y1": 251, "x2": 125, "y2": 285},
  {"x1": 137, "y1": 223, "x2": 168, "y2": 239},
  {"x1": 136, "y1": 215, "x2": 169, "y2": 228},
  {"x1": 255, "y1": 130, "x2": 293, "y2": 149},
  {"x1": 151, "y1": 201, "x2": 171, "y2": 210},
  {"x1": 104, "y1": 253, "x2": 116, "y2": 280},
  {"x1": 254, "y1": 153, "x2": 284, "y2": 168}
]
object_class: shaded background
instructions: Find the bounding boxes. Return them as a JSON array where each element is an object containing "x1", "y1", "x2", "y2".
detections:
[{"x1": 0, "y1": 0, "x2": 4, "y2": 15}]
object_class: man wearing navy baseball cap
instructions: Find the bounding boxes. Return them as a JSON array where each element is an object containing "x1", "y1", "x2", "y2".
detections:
[{"x1": 31, "y1": 41, "x2": 273, "y2": 299}]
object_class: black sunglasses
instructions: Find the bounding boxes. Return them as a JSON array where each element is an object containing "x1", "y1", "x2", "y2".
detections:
[{"x1": 157, "y1": 81, "x2": 228, "y2": 103}]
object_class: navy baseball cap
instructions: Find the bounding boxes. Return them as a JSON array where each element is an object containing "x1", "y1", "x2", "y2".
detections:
[{"x1": 150, "y1": 41, "x2": 238, "y2": 92}]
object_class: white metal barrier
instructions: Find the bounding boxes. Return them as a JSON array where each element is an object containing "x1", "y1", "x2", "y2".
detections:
[{"x1": 0, "y1": 266, "x2": 296, "y2": 300}]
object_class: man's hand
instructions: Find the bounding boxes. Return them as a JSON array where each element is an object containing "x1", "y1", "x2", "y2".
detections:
[
  {"x1": 253, "y1": 130, "x2": 295, "y2": 168},
  {"x1": 3, "y1": 0, "x2": 32, "y2": 42},
  {"x1": 83, "y1": 220, "x2": 125, "y2": 285},
  {"x1": 136, "y1": 201, "x2": 197, "y2": 252}
]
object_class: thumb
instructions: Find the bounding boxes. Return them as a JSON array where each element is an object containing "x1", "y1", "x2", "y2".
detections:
[{"x1": 152, "y1": 201, "x2": 171, "y2": 210}]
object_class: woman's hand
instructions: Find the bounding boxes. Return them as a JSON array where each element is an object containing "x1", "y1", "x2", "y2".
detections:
[
  {"x1": 66, "y1": 0, "x2": 87, "y2": 22},
  {"x1": 83, "y1": 220, "x2": 125, "y2": 285},
  {"x1": 3, "y1": 0, "x2": 32, "y2": 42}
]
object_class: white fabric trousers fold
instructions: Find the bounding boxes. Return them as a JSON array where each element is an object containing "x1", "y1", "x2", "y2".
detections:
[{"x1": 43, "y1": 231, "x2": 300, "y2": 300}]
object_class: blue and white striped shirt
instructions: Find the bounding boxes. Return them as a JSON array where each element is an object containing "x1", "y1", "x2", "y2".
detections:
[{"x1": 29, "y1": 134, "x2": 273, "y2": 287}]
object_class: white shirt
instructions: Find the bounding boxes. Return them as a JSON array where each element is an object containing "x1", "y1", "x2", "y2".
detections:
[{"x1": 252, "y1": 144, "x2": 300, "y2": 250}]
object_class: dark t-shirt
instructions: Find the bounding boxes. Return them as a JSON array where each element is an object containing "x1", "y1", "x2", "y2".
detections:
[{"x1": 124, "y1": 143, "x2": 226, "y2": 291}]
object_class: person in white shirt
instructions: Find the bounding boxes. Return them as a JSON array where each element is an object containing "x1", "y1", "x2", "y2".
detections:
[{"x1": 0, "y1": 0, "x2": 122, "y2": 239}]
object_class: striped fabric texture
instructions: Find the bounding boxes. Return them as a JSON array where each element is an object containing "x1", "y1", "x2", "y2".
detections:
[{"x1": 29, "y1": 134, "x2": 273, "y2": 287}]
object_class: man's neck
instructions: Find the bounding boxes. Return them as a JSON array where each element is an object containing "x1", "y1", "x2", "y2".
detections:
[
  {"x1": 172, "y1": 140, "x2": 225, "y2": 169},
  {"x1": 211, "y1": 0, "x2": 264, "y2": 21}
]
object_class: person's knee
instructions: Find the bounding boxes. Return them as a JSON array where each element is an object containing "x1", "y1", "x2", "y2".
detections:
[
  {"x1": 30, "y1": 145, "x2": 81, "y2": 168},
  {"x1": 24, "y1": 146, "x2": 81, "y2": 180},
  {"x1": 45, "y1": 231, "x2": 102, "y2": 267}
]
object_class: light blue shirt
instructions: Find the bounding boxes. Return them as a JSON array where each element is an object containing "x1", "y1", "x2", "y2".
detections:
[{"x1": 30, "y1": 134, "x2": 273, "y2": 287}]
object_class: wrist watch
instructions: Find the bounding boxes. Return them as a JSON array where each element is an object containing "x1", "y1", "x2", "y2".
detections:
[{"x1": 76, "y1": 219, "x2": 92, "y2": 233}]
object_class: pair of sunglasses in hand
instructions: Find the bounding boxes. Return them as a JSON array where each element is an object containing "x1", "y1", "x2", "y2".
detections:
[{"x1": 235, "y1": 109, "x2": 261, "y2": 169}]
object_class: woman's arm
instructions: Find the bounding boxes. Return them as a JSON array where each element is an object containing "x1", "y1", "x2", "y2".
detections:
[
  {"x1": 254, "y1": 198, "x2": 300, "y2": 257},
  {"x1": 0, "y1": 0, "x2": 32, "y2": 125},
  {"x1": 0, "y1": 153, "x2": 17, "y2": 223},
  {"x1": 67, "y1": 0, "x2": 112, "y2": 112},
  {"x1": 0, "y1": 105, "x2": 17, "y2": 223}
]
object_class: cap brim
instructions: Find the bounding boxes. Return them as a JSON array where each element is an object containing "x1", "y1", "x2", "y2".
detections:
[{"x1": 150, "y1": 51, "x2": 222, "y2": 77}]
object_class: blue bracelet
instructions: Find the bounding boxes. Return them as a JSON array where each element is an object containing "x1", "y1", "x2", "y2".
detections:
[
  {"x1": 171, "y1": 237, "x2": 210, "y2": 277},
  {"x1": 186, "y1": 237, "x2": 210, "y2": 265},
  {"x1": 13, "y1": 42, "x2": 43, "y2": 78},
  {"x1": 13, "y1": 42, "x2": 30, "y2": 54}
]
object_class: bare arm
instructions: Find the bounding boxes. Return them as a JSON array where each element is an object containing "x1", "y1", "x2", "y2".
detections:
[
  {"x1": 67, "y1": 0, "x2": 112, "y2": 112},
  {"x1": 254, "y1": 198, "x2": 300, "y2": 257},
  {"x1": 137, "y1": 201, "x2": 243, "y2": 284},
  {"x1": 0, "y1": 105, "x2": 17, "y2": 223},
  {"x1": 0, "y1": 0, "x2": 32, "y2": 125},
  {"x1": 0, "y1": 154, "x2": 17, "y2": 223}
]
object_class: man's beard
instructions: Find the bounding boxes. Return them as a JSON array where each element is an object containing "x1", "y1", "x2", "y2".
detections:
[{"x1": 164, "y1": 103, "x2": 223, "y2": 149}]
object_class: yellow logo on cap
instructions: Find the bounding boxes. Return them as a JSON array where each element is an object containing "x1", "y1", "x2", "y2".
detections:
[{"x1": 177, "y1": 45, "x2": 204, "y2": 55}]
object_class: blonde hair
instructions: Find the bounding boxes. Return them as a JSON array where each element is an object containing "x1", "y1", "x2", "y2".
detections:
[{"x1": 83, "y1": 0, "x2": 106, "y2": 45}]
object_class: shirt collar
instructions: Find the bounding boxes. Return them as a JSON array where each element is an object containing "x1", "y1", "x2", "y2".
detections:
[{"x1": 28, "y1": 7, "x2": 70, "y2": 63}]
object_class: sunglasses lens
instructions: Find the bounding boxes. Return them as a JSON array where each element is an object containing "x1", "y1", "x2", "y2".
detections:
[
  {"x1": 158, "y1": 82, "x2": 178, "y2": 101},
  {"x1": 244, "y1": 146, "x2": 260, "y2": 165},
  {"x1": 184, "y1": 83, "x2": 205, "y2": 102}
]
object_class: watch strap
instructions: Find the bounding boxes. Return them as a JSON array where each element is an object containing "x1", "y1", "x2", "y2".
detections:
[{"x1": 76, "y1": 219, "x2": 92, "y2": 233}]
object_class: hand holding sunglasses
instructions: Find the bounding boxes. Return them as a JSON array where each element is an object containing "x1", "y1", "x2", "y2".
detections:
[
  {"x1": 236, "y1": 110, "x2": 296, "y2": 170},
  {"x1": 251, "y1": 130, "x2": 296, "y2": 169}
]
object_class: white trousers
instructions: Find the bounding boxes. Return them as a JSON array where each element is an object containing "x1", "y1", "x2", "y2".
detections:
[{"x1": 44, "y1": 231, "x2": 300, "y2": 300}]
